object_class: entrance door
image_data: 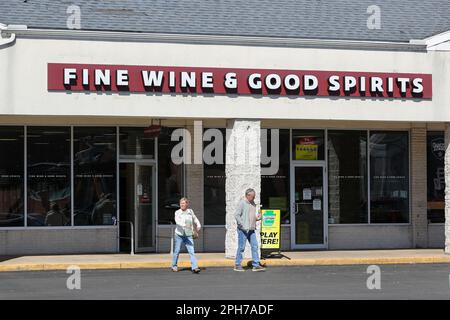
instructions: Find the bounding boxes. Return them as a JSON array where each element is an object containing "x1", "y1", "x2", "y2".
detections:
[
  {"x1": 135, "y1": 164, "x2": 156, "y2": 252},
  {"x1": 291, "y1": 164, "x2": 327, "y2": 249},
  {"x1": 119, "y1": 163, "x2": 156, "y2": 253}
]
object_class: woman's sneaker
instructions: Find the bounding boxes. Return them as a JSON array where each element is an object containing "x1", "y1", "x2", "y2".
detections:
[
  {"x1": 252, "y1": 265, "x2": 266, "y2": 272},
  {"x1": 234, "y1": 265, "x2": 245, "y2": 272},
  {"x1": 171, "y1": 266, "x2": 178, "y2": 272}
]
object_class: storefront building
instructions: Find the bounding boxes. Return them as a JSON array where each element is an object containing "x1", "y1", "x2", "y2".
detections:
[{"x1": 1, "y1": 1, "x2": 450, "y2": 255}]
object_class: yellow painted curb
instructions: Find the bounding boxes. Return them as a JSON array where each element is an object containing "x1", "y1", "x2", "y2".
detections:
[
  {"x1": 1, "y1": 256, "x2": 450, "y2": 272},
  {"x1": 0, "y1": 264, "x2": 45, "y2": 272},
  {"x1": 120, "y1": 262, "x2": 170, "y2": 269},
  {"x1": 42, "y1": 263, "x2": 124, "y2": 270}
]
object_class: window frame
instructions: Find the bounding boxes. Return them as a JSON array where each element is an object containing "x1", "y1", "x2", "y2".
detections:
[
  {"x1": 203, "y1": 127, "x2": 227, "y2": 226},
  {"x1": 328, "y1": 128, "x2": 411, "y2": 226},
  {"x1": 326, "y1": 129, "x2": 369, "y2": 224},
  {"x1": 426, "y1": 130, "x2": 445, "y2": 224},
  {"x1": 72, "y1": 125, "x2": 118, "y2": 227},
  {"x1": 0, "y1": 125, "x2": 25, "y2": 228},
  {"x1": 26, "y1": 126, "x2": 72, "y2": 227},
  {"x1": 0, "y1": 125, "x2": 119, "y2": 230},
  {"x1": 155, "y1": 126, "x2": 185, "y2": 225},
  {"x1": 0, "y1": 125, "x2": 412, "y2": 229}
]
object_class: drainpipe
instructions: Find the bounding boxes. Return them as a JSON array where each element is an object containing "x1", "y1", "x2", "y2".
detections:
[{"x1": 0, "y1": 23, "x2": 27, "y2": 47}]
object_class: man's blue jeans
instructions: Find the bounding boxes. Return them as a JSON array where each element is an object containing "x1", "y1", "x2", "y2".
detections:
[
  {"x1": 235, "y1": 228, "x2": 260, "y2": 268},
  {"x1": 172, "y1": 234, "x2": 198, "y2": 270}
]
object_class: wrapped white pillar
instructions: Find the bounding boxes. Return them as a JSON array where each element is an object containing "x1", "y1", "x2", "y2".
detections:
[
  {"x1": 445, "y1": 124, "x2": 450, "y2": 253},
  {"x1": 225, "y1": 119, "x2": 261, "y2": 259}
]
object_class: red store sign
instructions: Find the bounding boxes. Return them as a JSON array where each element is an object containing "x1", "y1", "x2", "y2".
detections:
[{"x1": 48, "y1": 63, "x2": 432, "y2": 99}]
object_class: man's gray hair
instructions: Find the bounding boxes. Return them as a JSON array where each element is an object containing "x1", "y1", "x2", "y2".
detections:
[{"x1": 245, "y1": 188, "x2": 256, "y2": 196}]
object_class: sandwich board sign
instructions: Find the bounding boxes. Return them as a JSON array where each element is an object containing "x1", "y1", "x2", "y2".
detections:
[{"x1": 260, "y1": 209, "x2": 281, "y2": 251}]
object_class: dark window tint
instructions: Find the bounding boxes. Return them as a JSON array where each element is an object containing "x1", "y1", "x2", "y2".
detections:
[
  {"x1": 27, "y1": 127, "x2": 71, "y2": 226},
  {"x1": 261, "y1": 129, "x2": 290, "y2": 224},
  {"x1": 328, "y1": 130, "x2": 368, "y2": 224},
  {"x1": 119, "y1": 127, "x2": 155, "y2": 159},
  {"x1": 427, "y1": 131, "x2": 445, "y2": 223},
  {"x1": 369, "y1": 131, "x2": 409, "y2": 223},
  {"x1": 204, "y1": 128, "x2": 226, "y2": 225},
  {"x1": 158, "y1": 127, "x2": 184, "y2": 224},
  {"x1": 74, "y1": 127, "x2": 117, "y2": 225},
  {"x1": 0, "y1": 127, "x2": 24, "y2": 227}
]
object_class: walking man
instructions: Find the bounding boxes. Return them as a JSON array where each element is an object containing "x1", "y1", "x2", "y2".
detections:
[{"x1": 234, "y1": 188, "x2": 266, "y2": 272}]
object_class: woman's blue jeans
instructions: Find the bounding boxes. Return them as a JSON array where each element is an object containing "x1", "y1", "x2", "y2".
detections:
[
  {"x1": 235, "y1": 228, "x2": 260, "y2": 268},
  {"x1": 172, "y1": 233, "x2": 198, "y2": 270}
]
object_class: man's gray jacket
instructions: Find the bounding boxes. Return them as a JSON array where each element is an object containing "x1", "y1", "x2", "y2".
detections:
[{"x1": 235, "y1": 199, "x2": 256, "y2": 232}]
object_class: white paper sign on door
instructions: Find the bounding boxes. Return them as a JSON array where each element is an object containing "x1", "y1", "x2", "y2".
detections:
[
  {"x1": 303, "y1": 188, "x2": 312, "y2": 200},
  {"x1": 313, "y1": 199, "x2": 321, "y2": 211},
  {"x1": 137, "y1": 184, "x2": 143, "y2": 196}
]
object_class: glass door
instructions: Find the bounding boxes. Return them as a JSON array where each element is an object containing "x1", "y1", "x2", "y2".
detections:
[
  {"x1": 291, "y1": 165, "x2": 327, "y2": 249},
  {"x1": 135, "y1": 164, "x2": 156, "y2": 252}
]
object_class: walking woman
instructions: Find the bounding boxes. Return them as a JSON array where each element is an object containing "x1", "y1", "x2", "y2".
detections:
[{"x1": 172, "y1": 197, "x2": 201, "y2": 273}]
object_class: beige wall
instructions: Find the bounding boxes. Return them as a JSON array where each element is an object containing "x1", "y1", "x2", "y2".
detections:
[
  {"x1": 328, "y1": 225, "x2": 413, "y2": 249},
  {"x1": 158, "y1": 224, "x2": 447, "y2": 252},
  {"x1": 428, "y1": 224, "x2": 445, "y2": 248},
  {"x1": 0, "y1": 227, "x2": 117, "y2": 255},
  {"x1": 203, "y1": 227, "x2": 226, "y2": 252},
  {"x1": 156, "y1": 226, "x2": 175, "y2": 253}
]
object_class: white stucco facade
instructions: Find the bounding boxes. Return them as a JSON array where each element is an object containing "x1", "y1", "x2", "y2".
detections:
[{"x1": 0, "y1": 36, "x2": 448, "y2": 121}]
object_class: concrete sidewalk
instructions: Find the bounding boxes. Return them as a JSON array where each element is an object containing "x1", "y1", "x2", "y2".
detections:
[{"x1": 1, "y1": 249, "x2": 450, "y2": 272}]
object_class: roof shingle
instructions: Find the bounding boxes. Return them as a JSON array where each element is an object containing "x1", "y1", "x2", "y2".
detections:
[{"x1": 0, "y1": 0, "x2": 449, "y2": 42}]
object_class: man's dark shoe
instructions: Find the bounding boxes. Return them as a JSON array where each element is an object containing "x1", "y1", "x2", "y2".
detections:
[
  {"x1": 252, "y1": 265, "x2": 266, "y2": 272},
  {"x1": 192, "y1": 268, "x2": 201, "y2": 274},
  {"x1": 234, "y1": 265, "x2": 245, "y2": 272}
]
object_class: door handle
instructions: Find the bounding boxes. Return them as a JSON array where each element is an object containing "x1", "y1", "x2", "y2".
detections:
[{"x1": 293, "y1": 203, "x2": 300, "y2": 215}]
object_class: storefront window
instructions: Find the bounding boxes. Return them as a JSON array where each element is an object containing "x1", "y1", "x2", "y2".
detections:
[
  {"x1": 427, "y1": 131, "x2": 445, "y2": 223},
  {"x1": 158, "y1": 127, "x2": 184, "y2": 224},
  {"x1": 0, "y1": 127, "x2": 24, "y2": 227},
  {"x1": 328, "y1": 130, "x2": 368, "y2": 224},
  {"x1": 369, "y1": 131, "x2": 409, "y2": 223},
  {"x1": 292, "y1": 129, "x2": 324, "y2": 160},
  {"x1": 27, "y1": 127, "x2": 71, "y2": 226},
  {"x1": 261, "y1": 129, "x2": 290, "y2": 224},
  {"x1": 204, "y1": 128, "x2": 226, "y2": 225},
  {"x1": 73, "y1": 127, "x2": 117, "y2": 225},
  {"x1": 119, "y1": 127, "x2": 155, "y2": 159}
]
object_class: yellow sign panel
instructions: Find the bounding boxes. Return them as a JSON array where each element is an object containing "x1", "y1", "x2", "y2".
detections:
[
  {"x1": 260, "y1": 209, "x2": 281, "y2": 249},
  {"x1": 295, "y1": 144, "x2": 318, "y2": 160}
]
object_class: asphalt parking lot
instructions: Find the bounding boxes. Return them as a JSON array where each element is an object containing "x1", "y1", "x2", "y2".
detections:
[{"x1": 1, "y1": 263, "x2": 450, "y2": 300}]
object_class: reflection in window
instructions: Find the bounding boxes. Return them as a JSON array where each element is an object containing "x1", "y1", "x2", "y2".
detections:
[
  {"x1": 204, "y1": 128, "x2": 226, "y2": 225},
  {"x1": 158, "y1": 127, "x2": 184, "y2": 224},
  {"x1": 0, "y1": 127, "x2": 24, "y2": 227},
  {"x1": 292, "y1": 129, "x2": 324, "y2": 160},
  {"x1": 74, "y1": 127, "x2": 117, "y2": 225},
  {"x1": 119, "y1": 127, "x2": 155, "y2": 159},
  {"x1": 328, "y1": 130, "x2": 368, "y2": 224},
  {"x1": 427, "y1": 131, "x2": 445, "y2": 223},
  {"x1": 27, "y1": 127, "x2": 71, "y2": 226},
  {"x1": 369, "y1": 131, "x2": 409, "y2": 223},
  {"x1": 261, "y1": 129, "x2": 290, "y2": 224}
]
